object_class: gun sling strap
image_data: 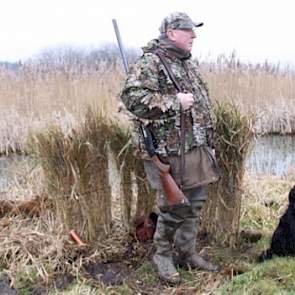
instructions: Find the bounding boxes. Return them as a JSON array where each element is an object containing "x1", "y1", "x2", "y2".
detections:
[{"x1": 155, "y1": 50, "x2": 186, "y2": 188}]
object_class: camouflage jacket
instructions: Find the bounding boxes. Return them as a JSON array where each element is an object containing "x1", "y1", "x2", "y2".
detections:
[{"x1": 120, "y1": 38, "x2": 214, "y2": 158}]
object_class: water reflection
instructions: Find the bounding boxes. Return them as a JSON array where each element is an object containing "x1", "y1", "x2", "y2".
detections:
[
  {"x1": 246, "y1": 135, "x2": 295, "y2": 176},
  {"x1": 0, "y1": 136, "x2": 294, "y2": 189},
  {"x1": 0, "y1": 155, "x2": 35, "y2": 193}
]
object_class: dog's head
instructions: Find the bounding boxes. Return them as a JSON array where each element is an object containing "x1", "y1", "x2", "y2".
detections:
[{"x1": 288, "y1": 185, "x2": 295, "y2": 206}]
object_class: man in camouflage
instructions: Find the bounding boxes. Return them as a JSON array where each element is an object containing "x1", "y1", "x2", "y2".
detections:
[{"x1": 120, "y1": 12, "x2": 219, "y2": 284}]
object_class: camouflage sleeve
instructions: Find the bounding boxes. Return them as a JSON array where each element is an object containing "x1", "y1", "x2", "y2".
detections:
[{"x1": 120, "y1": 53, "x2": 180, "y2": 120}]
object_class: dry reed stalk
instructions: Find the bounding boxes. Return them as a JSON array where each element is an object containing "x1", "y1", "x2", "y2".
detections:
[
  {"x1": 0, "y1": 212, "x2": 67, "y2": 284},
  {"x1": 0, "y1": 211, "x2": 132, "y2": 290},
  {"x1": 108, "y1": 114, "x2": 158, "y2": 230},
  {"x1": 75, "y1": 109, "x2": 113, "y2": 241},
  {"x1": 240, "y1": 174, "x2": 294, "y2": 232},
  {"x1": 33, "y1": 108, "x2": 113, "y2": 243},
  {"x1": 0, "y1": 109, "x2": 79, "y2": 155},
  {"x1": 108, "y1": 121, "x2": 136, "y2": 229},
  {"x1": 133, "y1": 161, "x2": 157, "y2": 222},
  {"x1": 202, "y1": 57, "x2": 295, "y2": 134},
  {"x1": 201, "y1": 101, "x2": 254, "y2": 247},
  {"x1": 120, "y1": 168, "x2": 133, "y2": 228},
  {"x1": 0, "y1": 194, "x2": 48, "y2": 218},
  {"x1": 1, "y1": 50, "x2": 295, "y2": 154},
  {"x1": 255, "y1": 107, "x2": 295, "y2": 134}
]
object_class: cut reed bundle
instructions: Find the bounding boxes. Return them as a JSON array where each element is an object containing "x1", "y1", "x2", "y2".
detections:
[
  {"x1": 133, "y1": 162, "x2": 157, "y2": 223},
  {"x1": 108, "y1": 120, "x2": 134, "y2": 228},
  {"x1": 33, "y1": 108, "x2": 112, "y2": 242},
  {"x1": 108, "y1": 118, "x2": 156, "y2": 229},
  {"x1": 201, "y1": 101, "x2": 254, "y2": 247}
]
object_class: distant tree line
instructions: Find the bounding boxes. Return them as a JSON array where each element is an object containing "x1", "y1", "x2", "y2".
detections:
[
  {"x1": 1, "y1": 44, "x2": 294, "y2": 76},
  {"x1": 0, "y1": 61, "x2": 22, "y2": 70}
]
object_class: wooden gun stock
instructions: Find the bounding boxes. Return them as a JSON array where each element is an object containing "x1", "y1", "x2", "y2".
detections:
[{"x1": 150, "y1": 155, "x2": 189, "y2": 206}]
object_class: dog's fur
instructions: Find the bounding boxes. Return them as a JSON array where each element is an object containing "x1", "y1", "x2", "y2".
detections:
[{"x1": 259, "y1": 185, "x2": 295, "y2": 262}]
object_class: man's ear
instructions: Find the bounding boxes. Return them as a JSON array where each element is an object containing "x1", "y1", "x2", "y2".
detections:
[{"x1": 166, "y1": 29, "x2": 176, "y2": 41}]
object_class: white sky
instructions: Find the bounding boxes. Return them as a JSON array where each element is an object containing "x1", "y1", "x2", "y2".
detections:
[{"x1": 1, "y1": 0, "x2": 295, "y2": 66}]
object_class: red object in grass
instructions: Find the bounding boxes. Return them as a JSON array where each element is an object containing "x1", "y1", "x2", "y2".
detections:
[
  {"x1": 69, "y1": 230, "x2": 86, "y2": 246},
  {"x1": 135, "y1": 212, "x2": 158, "y2": 242}
]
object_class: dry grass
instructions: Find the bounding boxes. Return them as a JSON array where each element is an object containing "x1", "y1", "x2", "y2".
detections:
[
  {"x1": 0, "y1": 213, "x2": 66, "y2": 283},
  {"x1": 32, "y1": 109, "x2": 115, "y2": 242},
  {"x1": 241, "y1": 173, "x2": 295, "y2": 232},
  {"x1": 0, "y1": 48, "x2": 124, "y2": 155},
  {"x1": 0, "y1": 109, "x2": 79, "y2": 155},
  {"x1": 0, "y1": 174, "x2": 292, "y2": 294},
  {"x1": 0, "y1": 48, "x2": 295, "y2": 154},
  {"x1": 0, "y1": 47, "x2": 294, "y2": 292},
  {"x1": 0, "y1": 146, "x2": 294, "y2": 294},
  {"x1": 203, "y1": 55, "x2": 295, "y2": 134},
  {"x1": 0, "y1": 211, "x2": 132, "y2": 292},
  {"x1": 202, "y1": 101, "x2": 255, "y2": 247}
]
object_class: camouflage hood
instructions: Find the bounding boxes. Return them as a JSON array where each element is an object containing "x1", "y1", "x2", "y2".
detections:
[{"x1": 142, "y1": 38, "x2": 191, "y2": 60}]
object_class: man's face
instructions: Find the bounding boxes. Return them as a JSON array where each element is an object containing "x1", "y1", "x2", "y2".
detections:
[{"x1": 167, "y1": 28, "x2": 196, "y2": 52}]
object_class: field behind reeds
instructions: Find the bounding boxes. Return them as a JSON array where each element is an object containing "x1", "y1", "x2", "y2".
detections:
[{"x1": 0, "y1": 47, "x2": 295, "y2": 154}]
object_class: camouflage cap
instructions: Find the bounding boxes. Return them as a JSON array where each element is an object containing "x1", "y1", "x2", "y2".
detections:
[{"x1": 159, "y1": 12, "x2": 203, "y2": 33}]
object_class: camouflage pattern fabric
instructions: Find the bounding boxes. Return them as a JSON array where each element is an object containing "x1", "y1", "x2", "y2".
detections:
[
  {"x1": 159, "y1": 11, "x2": 203, "y2": 33},
  {"x1": 120, "y1": 38, "x2": 214, "y2": 158}
]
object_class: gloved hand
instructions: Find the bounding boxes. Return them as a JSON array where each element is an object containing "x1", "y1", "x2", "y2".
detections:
[{"x1": 177, "y1": 92, "x2": 194, "y2": 110}]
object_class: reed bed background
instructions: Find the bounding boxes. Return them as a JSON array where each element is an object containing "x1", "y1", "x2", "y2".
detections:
[
  {"x1": 0, "y1": 47, "x2": 295, "y2": 293},
  {"x1": 0, "y1": 47, "x2": 295, "y2": 154}
]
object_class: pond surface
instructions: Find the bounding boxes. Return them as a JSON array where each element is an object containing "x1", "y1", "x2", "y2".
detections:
[
  {"x1": 0, "y1": 155, "x2": 25, "y2": 191},
  {"x1": 0, "y1": 155, "x2": 39, "y2": 197},
  {"x1": 0, "y1": 135, "x2": 294, "y2": 192},
  {"x1": 246, "y1": 135, "x2": 295, "y2": 176}
]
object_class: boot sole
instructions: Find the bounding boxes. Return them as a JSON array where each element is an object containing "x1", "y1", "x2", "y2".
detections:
[{"x1": 151, "y1": 260, "x2": 181, "y2": 285}]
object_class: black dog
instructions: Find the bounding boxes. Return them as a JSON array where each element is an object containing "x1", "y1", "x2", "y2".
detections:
[{"x1": 259, "y1": 185, "x2": 295, "y2": 262}]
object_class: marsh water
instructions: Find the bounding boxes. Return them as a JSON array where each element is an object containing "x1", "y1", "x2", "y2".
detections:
[
  {"x1": 246, "y1": 135, "x2": 295, "y2": 176},
  {"x1": 0, "y1": 135, "x2": 294, "y2": 192},
  {"x1": 0, "y1": 155, "x2": 36, "y2": 194}
]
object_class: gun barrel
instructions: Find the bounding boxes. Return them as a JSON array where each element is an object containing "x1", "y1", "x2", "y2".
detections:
[{"x1": 112, "y1": 19, "x2": 129, "y2": 74}]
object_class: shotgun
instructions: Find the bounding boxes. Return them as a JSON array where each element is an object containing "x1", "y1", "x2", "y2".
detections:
[{"x1": 112, "y1": 19, "x2": 189, "y2": 207}]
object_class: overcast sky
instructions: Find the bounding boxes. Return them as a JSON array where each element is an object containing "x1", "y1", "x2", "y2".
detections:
[{"x1": 1, "y1": 0, "x2": 294, "y2": 66}]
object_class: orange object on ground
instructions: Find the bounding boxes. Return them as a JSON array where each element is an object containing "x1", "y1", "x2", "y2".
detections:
[{"x1": 69, "y1": 230, "x2": 86, "y2": 246}]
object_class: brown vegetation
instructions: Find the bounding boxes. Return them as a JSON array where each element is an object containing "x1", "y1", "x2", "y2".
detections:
[
  {"x1": 0, "y1": 48, "x2": 295, "y2": 154},
  {"x1": 0, "y1": 194, "x2": 48, "y2": 218},
  {"x1": 0, "y1": 47, "x2": 294, "y2": 293},
  {"x1": 201, "y1": 101, "x2": 254, "y2": 247},
  {"x1": 33, "y1": 109, "x2": 114, "y2": 243},
  {"x1": 0, "y1": 172, "x2": 293, "y2": 294},
  {"x1": 201, "y1": 53, "x2": 295, "y2": 134}
]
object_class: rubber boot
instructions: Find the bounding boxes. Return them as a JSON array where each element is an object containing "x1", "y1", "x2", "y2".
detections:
[
  {"x1": 180, "y1": 252, "x2": 220, "y2": 272},
  {"x1": 175, "y1": 187, "x2": 220, "y2": 272},
  {"x1": 152, "y1": 253, "x2": 180, "y2": 285},
  {"x1": 152, "y1": 210, "x2": 183, "y2": 285}
]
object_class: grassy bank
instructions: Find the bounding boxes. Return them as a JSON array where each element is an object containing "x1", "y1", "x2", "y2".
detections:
[
  {"x1": 0, "y1": 48, "x2": 295, "y2": 154},
  {"x1": 0, "y1": 150, "x2": 294, "y2": 294}
]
